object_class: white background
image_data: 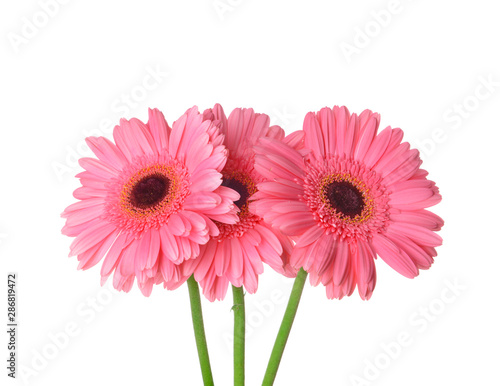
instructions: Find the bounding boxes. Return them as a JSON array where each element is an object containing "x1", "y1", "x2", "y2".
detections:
[{"x1": 1, "y1": 0, "x2": 499, "y2": 385}]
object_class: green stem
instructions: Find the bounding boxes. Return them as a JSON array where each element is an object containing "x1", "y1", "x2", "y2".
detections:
[
  {"x1": 232, "y1": 285, "x2": 245, "y2": 386},
  {"x1": 262, "y1": 268, "x2": 308, "y2": 386},
  {"x1": 187, "y1": 276, "x2": 214, "y2": 386}
]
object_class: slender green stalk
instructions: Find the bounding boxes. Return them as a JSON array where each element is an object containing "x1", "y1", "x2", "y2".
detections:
[
  {"x1": 232, "y1": 285, "x2": 246, "y2": 386},
  {"x1": 187, "y1": 276, "x2": 214, "y2": 386},
  {"x1": 262, "y1": 268, "x2": 308, "y2": 386}
]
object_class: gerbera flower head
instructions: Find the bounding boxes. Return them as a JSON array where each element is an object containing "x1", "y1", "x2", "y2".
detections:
[
  {"x1": 62, "y1": 107, "x2": 238, "y2": 296},
  {"x1": 181, "y1": 104, "x2": 300, "y2": 301},
  {"x1": 250, "y1": 106, "x2": 443, "y2": 300}
]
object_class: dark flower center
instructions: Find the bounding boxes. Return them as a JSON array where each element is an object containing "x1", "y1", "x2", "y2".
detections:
[
  {"x1": 130, "y1": 175, "x2": 170, "y2": 209},
  {"x1": 325, "y1": 181, "x2": 365, "y2": 218},
  {"x1": 221, "y1": 177, "x2": 250, "y2": 210}
]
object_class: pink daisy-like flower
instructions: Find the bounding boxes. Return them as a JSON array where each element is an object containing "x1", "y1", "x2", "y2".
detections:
[
  {"x1": 180, "y1": 104, "x2": 300, "y2": 301},
  {"x1": 62, "y1": 107, "x2": 239, "y2": 296},
  {"x1": 250, "y1": 106, "x2": 443, "y2": 300}
]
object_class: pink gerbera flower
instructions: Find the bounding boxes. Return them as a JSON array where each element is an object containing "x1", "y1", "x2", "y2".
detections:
[
  {"x1": 250, "y1": 106, "x2": 443, "y2": 300},
  {"x1": 181, "y1": 104, "x2": 300, "y2": 301},
  {"x1": 62, "y1": 107, "x2": 238, "y2": 296}
]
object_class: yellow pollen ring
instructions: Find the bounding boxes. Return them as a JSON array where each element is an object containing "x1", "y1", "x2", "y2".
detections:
[
  {"x1": 120, "y1": 164, "x2": 180, "y2": 218},
  {"x1": 319, "y1": 172, "x2": 374, "y2": 224}
]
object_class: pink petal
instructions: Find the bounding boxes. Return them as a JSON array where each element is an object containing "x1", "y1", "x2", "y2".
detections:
[{"x1": 372, "y1": 234, "x2": 419, "y2": 278}]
